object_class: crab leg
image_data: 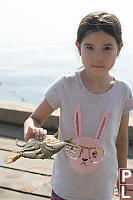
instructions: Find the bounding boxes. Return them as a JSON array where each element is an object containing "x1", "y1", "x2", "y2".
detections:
[
  {"x1": 36, "y1": 153, "x2": 51, "y2": 159},
  {"x1": 16, "y1": 138, "x2": 38, "y2": 149},
  {"x1": 5, "y1": 155, "x2": 21, "y2": 164},
  {"x1": 13, "y1": 145, "x2": 40, "y2": 154},
  {"x1": 16, "y1": 139, "x2": 26, "y2": 147},
  {"x1": 20, "y1": 149, "x2": 42, "y2": 159},
  {"x1": 5, "y1": 149, "x2": 42, "y2": 164}
]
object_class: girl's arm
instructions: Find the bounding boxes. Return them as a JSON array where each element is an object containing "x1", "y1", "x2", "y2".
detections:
[
  {"x1": 116, "y1": 112, "x2": 129, "y2": 168},
  {"x1": 116, "y1": 112, "x2": 129, "y2": 191},
  {"x1": 24, "y1": 98, "x2": 54, "y2": 142}
]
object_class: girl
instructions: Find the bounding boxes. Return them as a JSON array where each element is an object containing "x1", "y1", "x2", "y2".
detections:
[{"x1": 24, "y1": 11, "x2": 133, "y2": 200}]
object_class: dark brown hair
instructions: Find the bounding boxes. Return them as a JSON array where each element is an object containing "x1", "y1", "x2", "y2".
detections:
[{"x1": 76, "y1": 11, "x2": 122, "y2": 48}]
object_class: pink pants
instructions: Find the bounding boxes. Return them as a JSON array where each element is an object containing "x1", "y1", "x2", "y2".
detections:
[{"x1": 51, "y1": 190, "x2": 66, "y2": 200}]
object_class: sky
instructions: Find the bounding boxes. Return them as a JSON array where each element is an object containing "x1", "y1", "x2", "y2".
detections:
[{"x1": 0, "y1": 0, "x2": 133, "y2": 59}]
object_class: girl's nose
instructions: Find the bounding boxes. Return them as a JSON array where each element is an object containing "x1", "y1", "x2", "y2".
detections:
[{"x1": 95, "y1": 51, "x2": 102, "y2": 61}]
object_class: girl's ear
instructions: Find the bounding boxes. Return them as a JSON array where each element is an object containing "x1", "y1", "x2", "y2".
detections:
[
  {"x1": 117, "y1": 42, "x2": 123, "y2": 56},
  {"x1": 75, "y1": 41, "x2": 81, "y2": 55}
]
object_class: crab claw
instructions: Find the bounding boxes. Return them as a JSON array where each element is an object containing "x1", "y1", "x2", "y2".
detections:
[
  {"x1": 12, "y1": 150, "x2": 22, "y2": 153},
  {"x1": 16, "y1": 139, "x2": 25, "y2": 147},
  {"x1": 64, "y1": 133, "x2": 74, "y2": 143},
  {"x1": 5, "y1": 160, "x2": 14, "y2": 164},
  {"x1": 5, "y1": 155, "x2": 21, "y2": 164}
]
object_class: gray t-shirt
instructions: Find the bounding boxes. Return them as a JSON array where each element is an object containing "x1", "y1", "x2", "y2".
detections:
[{"x1": 45, "y1": 70, "x2": 133, "y2": 200}]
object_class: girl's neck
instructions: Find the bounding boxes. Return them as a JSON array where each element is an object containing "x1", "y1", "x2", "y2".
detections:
[{"x1": 80, "y1": 68, "x2": 115, "y2": 94}]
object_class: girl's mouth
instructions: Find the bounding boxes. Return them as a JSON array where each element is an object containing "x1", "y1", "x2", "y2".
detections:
[{"x1": 91, "y1": 65, "x2": 104, "y2": 68}]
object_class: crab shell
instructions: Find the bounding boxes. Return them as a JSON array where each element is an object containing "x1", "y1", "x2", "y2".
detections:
[{"x1": 5, "y1": 135, "x2": 66, "y2": 164}]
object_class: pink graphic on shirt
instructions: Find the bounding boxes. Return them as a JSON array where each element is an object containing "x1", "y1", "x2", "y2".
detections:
[{"x1": 66, "y1": 104, "x2": 108, "y2": 174}]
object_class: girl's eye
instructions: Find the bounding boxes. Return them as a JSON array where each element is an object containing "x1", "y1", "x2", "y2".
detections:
[
  {"x1": 86, "y1": 46, "x2": 93, "y2": 50},
  {"x1": 104, "y1": 46, "x2": 112, "y2": 50}
]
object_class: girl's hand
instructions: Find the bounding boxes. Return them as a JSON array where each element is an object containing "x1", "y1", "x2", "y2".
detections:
[
  {"x1": 34, "y1": 127, "x2": 47, "y2": 140},
  {"x1": 25, "y1": 126, "x2": 47, "y2": 142}
]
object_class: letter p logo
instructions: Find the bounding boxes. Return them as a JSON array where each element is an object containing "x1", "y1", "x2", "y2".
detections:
[
  {"x1": 122, "y1": 170, "x2": 132, "y2": 183},
  {"x1": 119, "y1": 168, "x2": 133, "y2": 199}
]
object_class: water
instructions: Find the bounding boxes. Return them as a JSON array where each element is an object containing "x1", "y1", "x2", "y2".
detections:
[
  {"x1": 0, "y1": 51, "x2": 77, "y2": 104},
  {"x1": 0, "y1": 50, "x2": 133, "y2": 105}
]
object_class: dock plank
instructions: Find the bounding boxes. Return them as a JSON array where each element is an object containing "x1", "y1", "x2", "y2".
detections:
[
  {"x1": 0, "y1": 164, "x2": 52, "y2": 197},
  {"x1": 0, "y1": 135, "x2": 54, "y2": 199},
  {"x1": 0, "y1": 137, "x2": 18, "y2": 151},
  {"x1": 0, "y1": 188, "x2": 50, "y2": 200}
]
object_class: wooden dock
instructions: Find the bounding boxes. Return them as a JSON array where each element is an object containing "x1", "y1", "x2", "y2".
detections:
[
  {"x1": 0, "y1": 123, "x2": 53, "y2": 200},
  {"x1": 0, "y1": 136, "x2": 53, "y2": 200},
  {"x1": 0, "y1": 123, "x2": 133, "y2": 200}
]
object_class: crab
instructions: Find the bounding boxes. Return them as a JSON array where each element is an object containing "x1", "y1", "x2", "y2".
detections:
[{"x1": 5, "y1": 132, "x2": 73, "y2": 164}]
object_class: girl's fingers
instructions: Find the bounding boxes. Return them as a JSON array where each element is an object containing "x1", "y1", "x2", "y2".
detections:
[
  {"x1": 34, "y1": 128, "x2": 47, "y2": 140},
  {"x1": 39, "y1": 128, "x2": 47, "y2": 140},
  {"x1": 27, "y1": 126, "x2": 36, "y2": 138},
  {"x1": 25, "y1": 127, "x2": 47, "y2": 141}
]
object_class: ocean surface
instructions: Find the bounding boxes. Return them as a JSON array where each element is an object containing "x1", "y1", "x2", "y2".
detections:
[{"x1": 0, "y1": 51, "x2": 133, "y2": 106}]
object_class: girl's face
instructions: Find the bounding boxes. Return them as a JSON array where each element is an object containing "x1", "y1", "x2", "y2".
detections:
[{"x1": 76, "y1": 30, "x2": 123, "y2": 76}]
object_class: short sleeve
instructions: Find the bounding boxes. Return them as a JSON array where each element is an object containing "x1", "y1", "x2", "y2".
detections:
[
  {"x1": 45, "y1": 76, "x2": 65, "y2": 110},
  {"x1": 123, "y1": 85, "x2": 133, "y2": 114}
]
